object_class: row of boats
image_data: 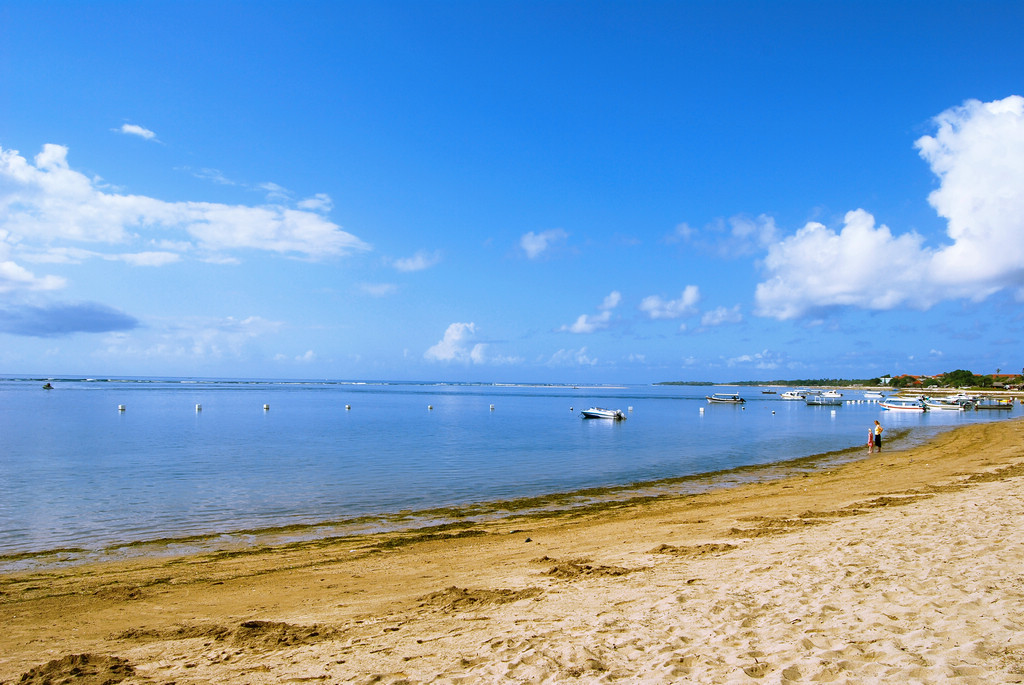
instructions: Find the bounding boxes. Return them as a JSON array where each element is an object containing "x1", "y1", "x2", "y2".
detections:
[
  {"x1": 707, "y1": 389, "x2": 1016, "y2": 412},
  {"x1": 583, "y1": 390, "x2": 1017, "y2": 419}
]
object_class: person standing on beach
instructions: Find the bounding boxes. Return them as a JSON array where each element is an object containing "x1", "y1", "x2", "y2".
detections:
[
  {"x1": 874, "y1": 420, "x2": 883, "y2": 452},
  {"x1": 868, "y1": 427, "x2": 875, "y2": 453}
]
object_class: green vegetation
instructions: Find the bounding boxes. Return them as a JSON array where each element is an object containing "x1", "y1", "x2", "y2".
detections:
[
  {"x1": 660, "y1": 369, "x2": 1023, "y2": 390},
  {"x1": 657, "y1": 378, "x2": 883, "y2": 388}
]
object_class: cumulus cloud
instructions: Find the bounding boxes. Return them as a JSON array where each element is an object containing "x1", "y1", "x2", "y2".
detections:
[
  {"x1": 755, "y1": 96, "x2": 1024, "y2": 319},
  {"x1": 424, "y1": 322, "x2": 486, "y2": 363},
  {"x1": 0, "y1": 143, "x2": 370, "y2": 264},
  {"x1": 560, "y1": 291, "x2": 621, "y2": 333},
  {"x1": 639, "y1": 286, "x2": 701, "y2": 319},
  {"x1": 392, "y1": 249, "x2": 442, "y2": 272},
  {"x1": 520, "y1": 228, "x2": 568, "y2": 259},
  {"x1": 118, "y1": 123, "x2": 157, "y2": 140}
]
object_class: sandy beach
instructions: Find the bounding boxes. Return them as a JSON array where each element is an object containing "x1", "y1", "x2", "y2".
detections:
[{"x1": 3, "y1": 418, "x2": 1024, "y2": 684}]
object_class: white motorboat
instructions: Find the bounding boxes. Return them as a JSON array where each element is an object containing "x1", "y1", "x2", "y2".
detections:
[
  {"x1": 580, "y1": 407, "x2": 627, "y2": 420},
  {"x1": 923, "y1": 397, "x2": 967, "y2": 411},
  {"x1": 822, "y1": 390, "x2": 843, "y2": 398},
  {"x1": 864, "y1": 391, "x2": 884, "y2": 400},
  {"x1": 780, "y1": 390, "x2": 806, "y2": 400},
  {"x1": 880, "y1": 397, "x2": 927, "y2": 412},
  {"x1": 706, "y1": 393, "x2": 745, "y2": 404},
  {"x1": 805, "y1": 391, "x2": 842, "y2": 406}
]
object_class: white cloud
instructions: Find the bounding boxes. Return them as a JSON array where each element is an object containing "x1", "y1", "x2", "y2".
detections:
[
  {"x1": 726, "y1": 349, "x2": 782, "y2": 369},
  {"x1": 520, "y1": 228, "x2": 568, "y2": 259},
  {"x1": 755, "y1": 96, "x2": 1024, "y2": 320},
  {"x1": 117, "y1": 123, "x2": 157, "y2": 140},
  {"x1": 701, "y1": 305, "x2": 743, "y2": 327},
  {"x1": 392, "y1": 249, "x2": 442, "y2": 272},
  {"x1": 560, "y1": 291, "x2": 621, "y2": 333},
  {"x1": 117, "y1": 251, "x2": 181, "y2": 267},
  {"x1": 547, "y1": 347, "x2": 598, "y2": 367},
  {"x1": 0, "y1": 259, "x2": 66, "y2": 293},
  {"x1": 424, "y1": 322, "x2": 485, "y2": 363},
  {"x1": 0, "y1": 144, "x2": 370, "y2": 267},
  {"x1": 640, "y1": 286, "x2": 700, "y2": 319},
  {"x1": 296, "y1": 193, "x2": 332, "y2": 212},
  {"x1": 669, "y1": 214, "x2": 778, "y2": 257},
  {"x1": 755, "y1": 209, "x2": 932, "y2": 319},
  {"x1": 918, "y1": 96, "x2": 1024, "y2": 293},
  {"x1": 99, "y1": 315, "x2": 281, "y2": 361}
]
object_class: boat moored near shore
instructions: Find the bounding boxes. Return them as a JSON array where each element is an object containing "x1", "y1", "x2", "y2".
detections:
[
  {"x1": 706, "y1": 393, "x2": 745, "y2": 404},
  {"x1": 580, "y1": 407, "x2": 627, "y2": 420}
]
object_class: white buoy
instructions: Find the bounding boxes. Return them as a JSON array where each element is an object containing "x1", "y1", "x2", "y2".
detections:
[
  {"x1": 345, "y1": 404, "x2": 351, "y2": 410},
  {"x1": 699, "y1": 407, "x2": 704, "y2": 414},
  {"x1": 195, "y1": 404, "x2": 202, "y2": 412},
  {"x1": 118, "y1": 404, "x2": 126, "y2": 412},
  {"x1": 428, "y1": 405, "x2": 433, "y2": 410},
  {"x1": 490, "y1": 404, "x2": 495, "y2": 411},
  {"x1": 264, "y1": 404, "x2": 270, "y2": 411},
  {"x1": 628, "y1": 406, "x2": 633, "y2": 412}
]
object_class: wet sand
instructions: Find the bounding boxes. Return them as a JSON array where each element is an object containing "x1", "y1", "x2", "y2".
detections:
[{"x1": 3, "y1": 417, "x2": 1024, "y2": 683}]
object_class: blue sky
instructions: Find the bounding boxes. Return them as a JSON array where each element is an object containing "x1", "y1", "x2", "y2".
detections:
[{"x1": 2, "y1": 1, "x2": 1023, "y2": 383}]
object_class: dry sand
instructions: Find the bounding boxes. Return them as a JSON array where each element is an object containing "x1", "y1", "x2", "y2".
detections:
[{"x1": 3, "y1": 418, "x2": 1024, "y2": 684}]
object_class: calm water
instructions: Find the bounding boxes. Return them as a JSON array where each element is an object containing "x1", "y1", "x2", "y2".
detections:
[{"x1": 1, "y1": 378, "x2": 1018, "y2": 565}]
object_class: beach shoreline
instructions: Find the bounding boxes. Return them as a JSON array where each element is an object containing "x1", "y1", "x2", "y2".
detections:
[{"x1": 3, "y1": 417, "x2": 1024, "y2": 683}]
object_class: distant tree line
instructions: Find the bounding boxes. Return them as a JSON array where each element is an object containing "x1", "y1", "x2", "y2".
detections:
[
  {"x1": 888, "y1": 369, "x2": 1023, "y2": 389},
  {"x1": 658, "y1": 369, "x2": 1023, "y2": 389}
]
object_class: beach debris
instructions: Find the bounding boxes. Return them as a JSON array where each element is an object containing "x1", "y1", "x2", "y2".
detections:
[
  {"x1": 418, "y1": 585, "x2": 543, "y2": 612},
  {"x1": 17, "y1": 653, "x2": 135, "y2": 685}
]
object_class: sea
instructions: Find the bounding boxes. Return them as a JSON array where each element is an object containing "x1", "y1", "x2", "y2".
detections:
[{"x1": 1, "y1": 377, "x2": 1019, "y2": 571}]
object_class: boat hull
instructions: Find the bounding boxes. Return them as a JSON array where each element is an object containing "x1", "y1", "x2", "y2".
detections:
[
  {"x1": 580, "y1": 408, "x2": 626, "y2": 420},
  {"x1": 880, "y1": 400, "x2": 926, "y2": 412}
]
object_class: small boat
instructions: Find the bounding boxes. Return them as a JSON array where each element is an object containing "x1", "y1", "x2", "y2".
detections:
[
  {"x1": 880, "y1": 397, "x2": 927, "y2": 412},
  {"x1": 580, "y1": 407, "x2": 627, "y2": 420},
  {"x1": 762, "y1": 390, "x2": 776, "y2": 394},
  {"x1": 780, "y1": 390, "x2": 806, "y2": 400},
  {"x1": 822, "y1": 390, "x2": 843, "y2": 398},
  {"x1": 863, "y1": 391, "x2": 884, "y2": 400},
  {"x1": 706, "y1": 393, "x2": 745, "y2": 404},
  {"x1": 804, "y1": 391, "x2": 842, "y2": 406},
  {"x1": 973, "y1": 398, "x2": 1014, "y2": 410},
  {"x1": 923, "y1": 397, "x2": 967, "y2": 411}
]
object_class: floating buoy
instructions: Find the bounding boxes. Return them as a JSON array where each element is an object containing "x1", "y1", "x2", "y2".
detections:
[
  {"x1": 264, "y1": 404, "x2": 270, "y2": 411},
  {"x1": 195, "y1": 404, "x2": 202, "y2": 412},
  {"x1": 628, "y1": 406, "x2": 633, "y2": 412},
  {"x1": 118, "y1": 404, "x2": 126, "y2": 412},
  {"x1": 490, "y1": 404, "x2": 495, "y2": 411},
  {"x1": 345, "y1": 404, "x2": 351, "y2": 410},
  {"x1": 428, "y1": 405, "x2": 433, "y2": 410},
  {"x1": 699, "y1": 407, "x2": 704, "y2": 414}
]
